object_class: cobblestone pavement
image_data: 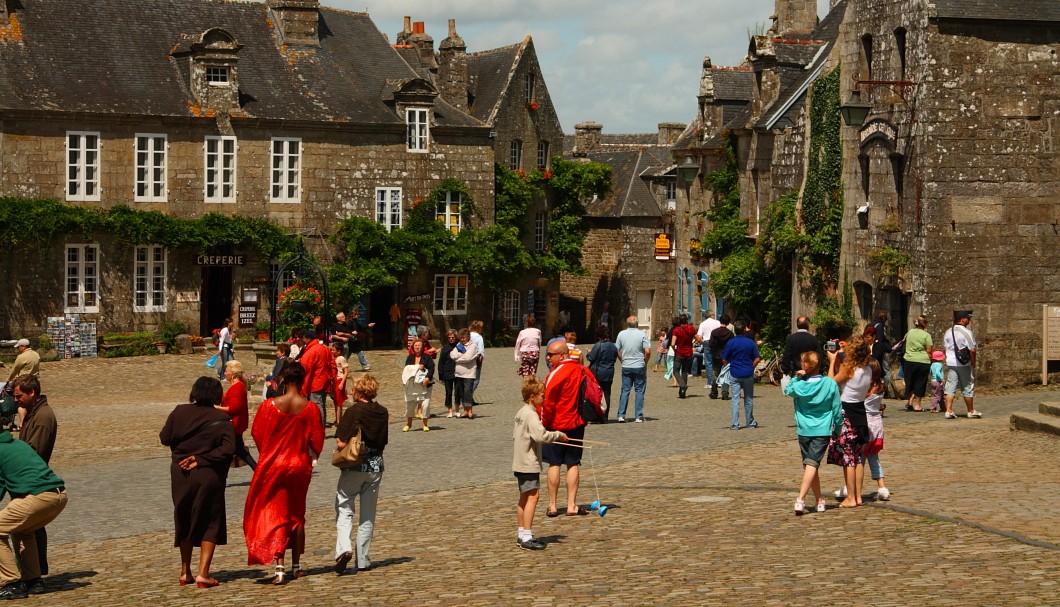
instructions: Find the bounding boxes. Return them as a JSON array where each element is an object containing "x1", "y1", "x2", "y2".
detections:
[{"x1": 17, "y1": 350, "x2": 1060, "y2": 605}]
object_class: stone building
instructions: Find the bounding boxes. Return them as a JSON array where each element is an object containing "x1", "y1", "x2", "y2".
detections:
[
  {"x1": 393, "y1": 17, "x2": 566, "y2": 334},
  {"x1": 560, "y1": 121, "x2": 683, "y2": 338},
  {"x1": 679, "y1": 0, "x2": 1060, "y2": 383},
  {"x1": 834, "y1": 0, "x2": 1060, "y2": 384},
  {"x1": 0, "y1": 1, "x2": 566, "y2": 345}
]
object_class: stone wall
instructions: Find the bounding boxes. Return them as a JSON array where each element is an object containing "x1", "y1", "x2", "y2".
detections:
[{"x1": 840, "y1": 0, "x2": 1060, "y2": 384}]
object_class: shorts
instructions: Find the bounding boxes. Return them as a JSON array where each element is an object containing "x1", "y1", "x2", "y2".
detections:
[
  {"x1": 541, "y1": 425, "x2": 585, "y2": 467},
  {"x1": 404, "y1": 398, "x2": 429, "y2": 418},
  {"x1": 944, "y1": 366, "x2": 974, "y2": 397},
  {"x1": 798, "y1": 435, "x2": 829, "y2": 467},
  {"x1": 514, "y1": 472, "x2": 540, "y2": 493}
]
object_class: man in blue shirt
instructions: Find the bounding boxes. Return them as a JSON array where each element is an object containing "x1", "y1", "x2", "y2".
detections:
[{"x1": 721, "y1": 320, "x2": 760, "y2": 430}]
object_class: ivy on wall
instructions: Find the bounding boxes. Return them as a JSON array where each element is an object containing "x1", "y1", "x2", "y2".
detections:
[
  {"x1": 0, "y1": 198, "x2": 297, "y2": 261},
  {"x1": 694, "y1": 65, "x2": 848, "y2": 348}
]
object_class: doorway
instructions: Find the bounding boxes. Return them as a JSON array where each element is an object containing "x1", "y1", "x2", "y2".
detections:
[
  {"x1": 635, "y1": 290, "x2": 654, "y2": 331},
  {"x1": 200, "y1": 266, "x2": 233, "y2": 336}
]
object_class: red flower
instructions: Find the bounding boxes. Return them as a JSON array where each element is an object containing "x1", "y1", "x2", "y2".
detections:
[
  {"x1": 527, "y1": 101, "x2": 539, "y2": 111},
  {"x1": 515, "y1": 169, "x2": 527, "y2": 178},
  {"x1": 542, "y1": 170, "x2": 552, "y2": 180}
]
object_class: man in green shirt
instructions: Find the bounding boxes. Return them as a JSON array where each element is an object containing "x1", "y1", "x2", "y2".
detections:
[{"x1": 0, "y1": 430, "x2": 67, "y2": 599}]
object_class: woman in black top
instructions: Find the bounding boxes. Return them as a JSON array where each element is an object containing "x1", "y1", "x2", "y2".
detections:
[
  {"x1": 333, "y1": 375, "x2": 390, "y2": 574},
  {"x1": 438, "y1": 329, "x2": 460, "y2": 417},
  {"x1": 159, "y1": 376, "x2": 236, "y2": 588},
  {"x1": 586, "y1": 324, "x2": 618, "y2": 422}
]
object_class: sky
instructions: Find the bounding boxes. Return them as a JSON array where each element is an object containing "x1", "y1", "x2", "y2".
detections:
[{"x1": 331, "y1": 0, "x2": 833, "y2": 135}]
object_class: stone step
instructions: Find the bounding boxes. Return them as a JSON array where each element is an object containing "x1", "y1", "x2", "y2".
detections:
[
  {"x1": 1010, "y1": 412, "x2": 1060, "y2": 437},
  {"x1": 1039, "y1": 402, "x2": 1060, "y2": 417}
]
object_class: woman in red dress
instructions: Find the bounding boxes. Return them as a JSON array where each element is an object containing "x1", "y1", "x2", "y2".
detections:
[{"x1": 242, "y1": 361, "x2": 324, "y2": 584}]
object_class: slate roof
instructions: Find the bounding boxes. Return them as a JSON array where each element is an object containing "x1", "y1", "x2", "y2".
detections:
[
  {"x1": 933, "y1": 0, "x2": 1060, "y2": 22},
  {"x1": 562, "y1": 132, "x2": 659, "y2": 153},
  {"x1": 712, "y1": 69, "x2": 755, "y2": 101},
  {"x1": 0, "y1": 0, "x2": 481, "y2": 127},
  {"x1": 754, "y1": 1, "x2": 846, "y2": 130},
  {"x1": 581, "y1": 146, "x2": 672, "y2": 219},
  {"x1": 466, "y1": 41, "x2": 523, "y2": 125}
]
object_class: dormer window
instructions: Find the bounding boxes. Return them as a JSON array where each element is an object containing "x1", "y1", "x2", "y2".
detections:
[
  {"x1": 407, "y1": 107, "x2": 429, "y2": 152},
  {"x1": 206, "y1": 67, "x2": 230, "y2": 85}
]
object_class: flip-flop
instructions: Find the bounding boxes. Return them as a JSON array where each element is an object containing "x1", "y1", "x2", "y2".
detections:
[
  {"x1": 546, "y1": 509, "x2": 560, "y2": 518},
  {"x1": 566, "y1": 507, "x2": 590, "y2": 516}
]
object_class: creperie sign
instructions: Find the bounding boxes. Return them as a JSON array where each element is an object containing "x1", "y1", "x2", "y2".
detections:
[{"x1": 196, "y1": 254, "x2": 245, "y2": 266}]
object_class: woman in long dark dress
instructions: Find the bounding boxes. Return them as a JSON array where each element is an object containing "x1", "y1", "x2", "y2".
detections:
[{"x1": 159, "y1": 376, "x2": 236, "y2": 588}]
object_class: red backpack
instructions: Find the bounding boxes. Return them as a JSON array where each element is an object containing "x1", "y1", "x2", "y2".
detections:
[{"x1": 577, "y1": 367, "x2": 605, "y2": 423}]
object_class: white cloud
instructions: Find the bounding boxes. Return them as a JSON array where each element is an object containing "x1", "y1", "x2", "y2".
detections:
[{"x1": 328, "y1": 0, "x2": 835, "y2": 133}]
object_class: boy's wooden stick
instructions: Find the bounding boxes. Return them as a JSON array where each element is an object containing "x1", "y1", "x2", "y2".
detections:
[
  {"x1": 565, "y1": 438, "x2": 611, "y2": 446},
  {"x1": 554, "y1": 442, "x2": 589, "y2": 449}
]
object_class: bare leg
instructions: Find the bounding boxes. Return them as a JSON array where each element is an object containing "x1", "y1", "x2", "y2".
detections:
[
  {"x1": 854, "y1": 462, "x2": 865, "y2": 505},
  {"x1": 546, "y1": 465, "x2": 560, "y2": 514},
  {"x1": 964, "y1": 396, "x2": 975, "y2": 413},
  {"x1": 944, "y1": 393, "x2": 954, "y2": 414},
  {"x1": 179, "y1": 541, "x2": 194, "y2": 584},
  {"x1": 810, "y1": 469, "x2": 823, "y2": 503},
  {"x1": 518, "y1": 489, "x2": 539, "y2": 533},
  {"x1": 797, "y1": 464, "x2": 818, "y2": 502},
  {"x1": 195, "y1": 540, "x2": 217, "y2": 584},
  {"x1": 565, "y1": 465, "x2": 581, "y2": 513},
  {"x1": 840, "y1": 466, "x2": 859, "y2": 507}
]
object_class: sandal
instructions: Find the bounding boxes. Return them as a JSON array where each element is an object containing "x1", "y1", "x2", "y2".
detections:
[
  {"x1": 546, "y1": 508, "x2": 560, "y2": 518},
  {"x1": 291, "y1": 564, "x2": 307, "y2": 579},
  {"x1": 271, "y1": 565, "x2": 287, "y2": 585}
]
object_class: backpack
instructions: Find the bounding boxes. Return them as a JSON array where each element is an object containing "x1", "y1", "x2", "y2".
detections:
[{"x1": 577, "y1": 367, "x2": 605, "y2": 424}]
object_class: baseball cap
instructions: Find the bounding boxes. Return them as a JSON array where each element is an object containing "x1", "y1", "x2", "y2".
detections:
[
  {"x1": 15, "y1": 338, "x2": 29, "y2": 347},
  {"x1": 954, "y1": 310, "x2": 973, "y2": 321},
  {"x1": 931, "y1": 350, "x2": 944, "y2": 361}
]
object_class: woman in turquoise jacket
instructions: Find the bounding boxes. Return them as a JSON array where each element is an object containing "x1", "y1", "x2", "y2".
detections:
[{"x1": 783, "y1": 350, "x2": 842, "y2": 515}]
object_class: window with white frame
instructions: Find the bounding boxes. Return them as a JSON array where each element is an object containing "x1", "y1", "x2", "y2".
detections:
[
  {"x1": 537, "y1": 141, "x2": 549, "y2": 169},
  {"x1": 665, "y1": 181, "x2": 677, "y2": 211},
  {"x1": 525, "y1": 73, "x2": 535, "y2": 101},
  {"x1": 65, "y1": 244, "x2": 99, "y2": 313},
  {"x1": 134, "y1": 134, "x2": 167, "y2": 202},
  {"x1": 269, "y1": 262, "x2": 298, "y2": 291},
  {"x1": 437, "y1": 191, "x2": 462, "y2": 234},
  {"x1": 534, "y1": 211, "x2": 546, "y2": 252},
  {"x1": 206, "y1": 67, "x2": 230, "y2": 85},
  {"x1": 509, "y1": 140, "x2": 522, "y2": 170},
  {"x1": 406, "y1": 107, "x2": 429, "y2": 152},
  {"x1": 205, "y1": 136, "x2": 237, "y2": 203},
  {"x1": 270, "y1": 137, "x2": 301, "y2": 203},
  {"x1": 66, "y1": 132, "x2": 101, "y2": 202},
  {"x1": 501, "y1": 289, "x2": 521, "y2": 328},
  {"x1": 134, "y1": 245, "x2": 167, "y2": 312},
  {"x1": 434, "y1": 274, "x2": 468, "y2": 315},
  {"x1": 375, "y1": 187, "x2": 402, "y2": 231}
]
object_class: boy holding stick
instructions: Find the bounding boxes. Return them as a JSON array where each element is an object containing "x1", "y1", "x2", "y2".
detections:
[{"x1": 512, "y1": 377, "x2": 567, "y2": 550}]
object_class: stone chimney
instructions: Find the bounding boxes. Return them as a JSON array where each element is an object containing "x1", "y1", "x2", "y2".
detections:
[
  {"x1": 749, "y1": 36, "x2": 779, "y2": 119},
  {"x1": 438, "y1": 19, "x2": 468, "y2": 111},
  {"x1": 396, "y1": 16, "x2": 412, "y2": 45},
  {"x1": 774, "y1": 0, "x2": 818, "y2": 36},
  {"x1": 573, "y1": 121, "x2": 603, "y2": 156},
  {"x1": 267, "y1": 0, "x2": 320, "y2": 47},
  {"x1": 657, "y1": 122, "x2": 686, "y2": 146},
  {"x1": 408, "y1": 21, "x2": 437, "y2": 71}
]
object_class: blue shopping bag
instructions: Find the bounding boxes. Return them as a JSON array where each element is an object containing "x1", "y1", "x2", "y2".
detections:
[{"x1": 205, "y1": 353, "x2": 219, "y2": 368}]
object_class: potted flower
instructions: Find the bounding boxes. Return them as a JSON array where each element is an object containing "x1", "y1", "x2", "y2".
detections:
[
  {"x1": 255, "y1": 319, "x2": 271, "y2": 341},
  {"x1": 527, "y1": 100, "x2": 539, "y2": 111},
  {"x1": 277, "y1": 283, "x2": 323, "y2": 330}
]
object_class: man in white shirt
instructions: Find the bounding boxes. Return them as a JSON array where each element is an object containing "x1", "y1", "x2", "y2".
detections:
[
  {"x1": 943, "y1": 311, "x2": 980, "y2": 419},
  {"x1": 695, "y1": 312, "x2": 721, "y2": 388}
]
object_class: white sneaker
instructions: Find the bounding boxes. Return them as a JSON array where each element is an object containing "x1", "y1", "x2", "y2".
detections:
[
  {"x1": 968, "y1": 410, "x2": 982, "y2": 418},
  {"x1": 944, "y1": 411, "x2": 957, "y2": 419},
  {"x1": 816, "y1": 501, "x2": 827, "y2": 512},
  {"x1": 876, "y1": 487, "x2": 891, "y2": 501},
  {"x1": 834, "y1": 486, "x2": 848, "y2": 499},
  {"x1": 794, "y1": 499, "x2": 806, "y2": 516},
  {"x1": 617, "y1": 417, "x2": 626, "y2": 423}
]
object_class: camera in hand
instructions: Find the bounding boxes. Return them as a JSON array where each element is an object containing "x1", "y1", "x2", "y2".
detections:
[{"x1": 825, "y1": 340, "x2": 839, "y2": 353}]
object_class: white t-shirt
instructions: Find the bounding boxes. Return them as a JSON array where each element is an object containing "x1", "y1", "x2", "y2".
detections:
[
  {"x1": 697, "y1": 317, "x2": 721, "y2": 342},
  {"x1": 943, "y1": 324, "x2": 976, "y2": 367},
  {"x1": 839, "y1": 365, "x2": 872, "y2": 402}
]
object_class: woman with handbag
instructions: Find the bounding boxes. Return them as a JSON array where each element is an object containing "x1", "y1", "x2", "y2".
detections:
[
  {"x1": 159, "y1": 376, "x2": 236, "y2": 588},
  {"x1": 242, "y1": 361, "x2": 325, "y2": 584},
  {"x1": 439, "y1": 329, "x2": 461, "y2": 417},
  {"x1": 217, "y1": 360, "x2": 256, "y2": 470},
  {"x1": 900, "y1": 315, "x2": 933, "y2": 412},
  {"x1": 333, "y1": 374, "x2": 389, "y2": 574}
]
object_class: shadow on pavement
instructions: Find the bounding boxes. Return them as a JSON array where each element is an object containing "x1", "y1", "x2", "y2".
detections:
[{"x1": 45, "y1": 569, "x2": 96, "y2": 592}]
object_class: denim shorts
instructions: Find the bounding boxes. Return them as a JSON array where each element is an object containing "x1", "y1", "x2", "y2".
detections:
[
  {"x1": 514, "y1": 472, "x2": 540, "y2": 493},
  {"x1": 798, "y1": 435, "x2": 829, "y2": 467}
]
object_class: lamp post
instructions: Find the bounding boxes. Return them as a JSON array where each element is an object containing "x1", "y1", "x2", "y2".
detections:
[{"x1": 840, "y1": 89, "x2": 872, "y2": 127}]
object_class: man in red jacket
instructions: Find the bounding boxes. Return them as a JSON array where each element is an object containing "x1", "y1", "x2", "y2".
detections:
[
  {"x1": 299, "y1": 326, "x2": 337, "y2": 429},
  {"x1": 540, "y1": 341, "x2": 589, "y2": 517}
]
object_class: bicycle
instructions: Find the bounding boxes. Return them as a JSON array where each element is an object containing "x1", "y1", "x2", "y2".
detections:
[{"x1": 754, "y1": 354, "x2": 783, "y2": 386}]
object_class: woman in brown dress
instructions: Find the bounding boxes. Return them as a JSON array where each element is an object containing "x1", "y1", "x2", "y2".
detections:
[{"x1": 160, "y1": 376, "x2": 236, "y2": 588}]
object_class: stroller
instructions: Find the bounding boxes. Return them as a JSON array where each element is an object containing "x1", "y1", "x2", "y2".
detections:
[{"x1": 0, "y1": 382, "x2": 18, "y2": 432}]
